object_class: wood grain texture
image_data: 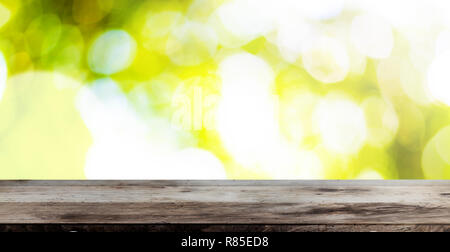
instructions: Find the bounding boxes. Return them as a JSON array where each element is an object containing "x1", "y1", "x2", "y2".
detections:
[
  {"x1": 1, "y1": 224, "x2": 450, "y2": 232},
  {"x1": 0, "y1": 181, "x2": 450, "y2": 225}
]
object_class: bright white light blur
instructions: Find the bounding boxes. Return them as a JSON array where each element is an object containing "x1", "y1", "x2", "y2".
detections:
[
  {"x1": 435, "y1": 30, "x2": 450, "y2": 56},
  {"x1": 76, "y1": 78, "x2": 148, "y2": 142},
  {"x1": 217, "y1": 52, "x2": 326, "y2": 178},
  {"x1": 0, "y1": 3, "x2": 11, "y2": 29},
  {"x1": 217, "y1": 52, "x2": 281, "y2": 171},
  {"x1": 85, "y1": 142, "x2": 227, "y2": 179},
  {"x1": 314, "y1": 95, "x2": 367, "y2": 155},
  {"x1": 405, "y1": 29, "x2": 437, "y2": 74},
  {"x1": 77, "y1": 78, "x2": 166, "y2": 179},
  {"x1": 276, "y1": 18, "x2": 315, "y2": 63},
  {"x1": 216, "y1": 95, "x2": 280, "y2": 169},
  {"x1": 78, "y1": 78, "x2": 226, "y2": 179},
  {"x1": 263, "y1": 146, "x2": 325, "y2": 179},
  {"x1": 212, "y1": 0, "x2": 275, "y2": 48},
  {"x1": 427, "y1": 51, "x2": 450, "y2": 106},
  {"x1": 88, "y1": 30, "x2": 137, "y2": 75},
  {"x1": 351, "y1": 14, "x2": 394, "y2": 59},
  {"x1": 356, "y1": 169, "x2": 384, "y2": 180},
  {"x1": 298, "y1": 151, "x2": 324, "y2": 179},
  {"x1": 290, "y1": 150, "x2": 324, "y2": 180},
  {"x1": 432, "y1": 0, "x2": 450, "y2": 28},
  {"x1": 286, "y1": 0, "x2": 344, "y2": 21},
  {"x1": 84, "y1": 138, "x2": 162, "y2": 179},
  {"x1": 0, "y1": 52, "x2": 6, "y2": 101},
  {"x1": 302, "y1": 37, "x2": 350, "y2": 84},
  {"x1": 350, "y1": 0, "x2": 420, "y2": 28},
  {"x1": 168, "y1": 148, "x2": 227, "y2": 179},
  {"x1": 219, "y1": 52, "x2": 274, "y2": 94},
  {"x1": 166, "y1": 21, "x2": 218, "y2": 66}
]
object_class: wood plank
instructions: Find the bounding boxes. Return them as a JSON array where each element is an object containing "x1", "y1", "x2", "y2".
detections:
[
  {"x1": 1, "y1": 224, "x2": 450, "y2": 232},
  {"x1": 0, "y1": 181, "x2": 449, "y2": 224}
]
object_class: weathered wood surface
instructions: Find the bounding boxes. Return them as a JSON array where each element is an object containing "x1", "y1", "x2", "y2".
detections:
[
  {"x1": 1, "y1": 224, "x2": 450, "y2": 232},
  {"x1": 0, "y1": 181, "x2": 450, "y2": 225}
]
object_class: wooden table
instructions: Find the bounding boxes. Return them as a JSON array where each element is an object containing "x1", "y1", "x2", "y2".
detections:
[{"x1": 1, "y1": 181, "x2": 449, "y2": 232}]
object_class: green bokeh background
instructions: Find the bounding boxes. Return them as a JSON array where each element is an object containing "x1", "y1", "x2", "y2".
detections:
[{"x1": 0, "y1": 0, "x2": 449, "y2": 179}]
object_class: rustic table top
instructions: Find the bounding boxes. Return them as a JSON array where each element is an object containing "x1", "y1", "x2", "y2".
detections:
[{"x1": 1, "y1": 181, "x2": 449, "y2": 232}]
